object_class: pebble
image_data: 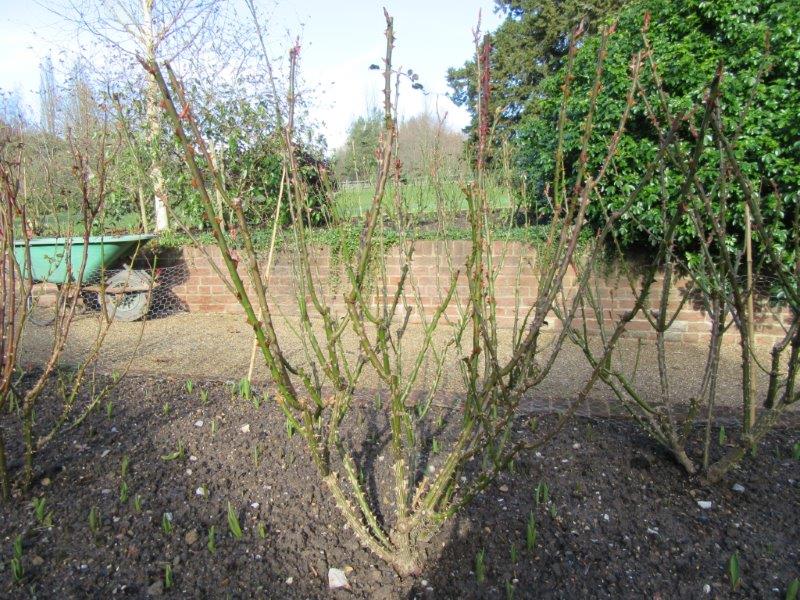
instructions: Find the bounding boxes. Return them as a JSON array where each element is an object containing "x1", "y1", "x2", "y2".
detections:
[
  {"x1": 147, "y1": 579, "x2": 163, "y2": 596},
  {"x1": 185, "y1": 469, "x2": 193, "y2": 475},
  {"x1": 732, "y1": 483, "x2": 745, "y2": 493},
  {"x1": 101, "y1": 449, "x2": 111, "y2": 458},
  {"x1": 703, "y1": 584, "x2": 711, "y2": 594},
  {"x1": 41, "y1": 477, "x2": 51, "y2": 486},
  {"x1": 184, "y1": 529, "x2": 199, "y2": 545},
  {"x1": 603, "y1": 514, "x2": 610, "y2": 522},
  {"x1": 189, "y1": 455, "x2": 198, "y2": 462},
  {"x1": 328, "y1": 567, "x2": 350, "y2": 590},
  {"x1": 286, "y1": 577, "x2": 294, "y2": 585},
  {"x1": 251, "y1": 502, "x2": 260, "y2": 509},
  {"x1": 195, "y1": 487, "x2": 206, "y2": 496},
  {"x1": 240, "y1": 424, "x2": 251, "y2": 433},
  {"x1": 572, "y1": 443, "x2": 581, "y2": 449},
  {"x1": 31, "y1": 555, "x2": 44, "y2": 566},
  {"x1": 194, "y1": 420, "x2": 204, "y2": 427},
  {"x1": 697, "y1": 501, "x2": 712, "y2": 509},
  {"x1": 499, "y1": 485, "x2": 509, "y2": 492},
  {"x1": 111, "y1": 427, "x2": 118, "y2": 433},
  {"x1": 646, "y1": 527, "x2": 659, "y2": 535},
  {"x1": 101, "y1": 489, "x2": 111, "y2": 495}
]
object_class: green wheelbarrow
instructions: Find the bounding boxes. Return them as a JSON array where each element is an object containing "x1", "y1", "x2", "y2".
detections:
[{"x1": 14, "y1": 234, "x2": 157, "y2": 325}]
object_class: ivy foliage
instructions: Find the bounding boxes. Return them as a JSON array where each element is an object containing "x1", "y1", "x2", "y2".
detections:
[{"x1": 515, "y1": 0, "x2": 799, "y2": 268}]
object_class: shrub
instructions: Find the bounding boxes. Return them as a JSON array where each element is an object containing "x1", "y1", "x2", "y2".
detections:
[
  {"x1": 147, "y1": 10, "x2": 688, "y2": 574},
  {"x1": 516, "y1": 0, "x2": 799, "y2": 277}
]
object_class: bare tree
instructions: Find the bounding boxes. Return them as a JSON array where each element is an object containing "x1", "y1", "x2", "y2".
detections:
[{"x1": 63, "y1": 0, "x2": 221, "y2": 231}]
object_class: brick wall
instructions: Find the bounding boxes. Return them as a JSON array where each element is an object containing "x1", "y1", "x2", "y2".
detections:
[{"x1": 156, "y1": 242, "x2": 791, "y2": 348}]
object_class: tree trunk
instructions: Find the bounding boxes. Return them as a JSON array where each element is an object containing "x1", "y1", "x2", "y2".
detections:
[
  {"x1": 142, "y1": 1, "x2": 169, "y2": 232},
  {"x1": 145, "y1": 78, "x2": 169, "y2": 232}
]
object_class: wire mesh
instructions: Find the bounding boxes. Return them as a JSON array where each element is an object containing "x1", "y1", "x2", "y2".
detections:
[{"x1": 25, "y1": 263, "x2": 189, "y2": 326}]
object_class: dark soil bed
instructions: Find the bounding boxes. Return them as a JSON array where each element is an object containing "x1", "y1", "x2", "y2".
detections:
[{"x1": 0, "y1": 374, "x2": 798, "y2": 599}]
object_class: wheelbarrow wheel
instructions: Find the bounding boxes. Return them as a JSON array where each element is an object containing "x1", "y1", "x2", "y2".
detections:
[
  {"x1": 102, "y1": 270, "x2": 152, "y2": 322},
  {"x1": 26, "y1": 288, "x2": 57, "y2": 326}
]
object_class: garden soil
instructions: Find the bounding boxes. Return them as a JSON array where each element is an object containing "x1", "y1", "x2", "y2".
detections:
[{"x1": 0, "y1": 374, "x2": 798, "y2": 599}]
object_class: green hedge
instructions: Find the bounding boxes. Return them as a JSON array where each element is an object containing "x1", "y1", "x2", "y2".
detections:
[{"x1": 516, "y1": 0, "x2": 799, "y2": 267}]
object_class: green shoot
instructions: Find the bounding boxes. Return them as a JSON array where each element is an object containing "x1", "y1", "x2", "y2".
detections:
[
  {"x1": 88, "y1": 506, "x2": 100, "y2": 533},
  {"x1": 162, "y1": 401, "x2": 171, "y2": 416},
  {"x1": 505, "y1": 580, "x2": 515, "y2": 600},
  {"x1": 120, "y1": 455, "x2": 130, "y2": 478},
  {"x1": 535, "y1": 481, "x2": 549, "y2": 506},
  {"x1": 786, "y1": 578, "x2": 799, "y2": 600},
  {"x1": 185, "y1": 379, "x2": 194, "y2": 394},
  {"x1": 509, "y1": 542, "x2": 518, "y2": 564},
  {"x1": 120, "y1": 481, "x2": 129, "y2": 503},
  {"x1": 257, "y1": 522, "x2": 267, "y2": 539},
  {"x1": 105, "y1": 400, "x2": 113, "y2": 419},
  {"x1": 227, "y1": 502, "x2": 243, "y2": 539},
  {"x1": 207, "y1": 526, "x2": 217, "y2": 554},
  {"x1": 526, "y1": 512, "x2": 537, "y2": 552},
  {"x1": 718, "y1": 426, "x2": 727, "y2": 446},
  {"x1": 548, "y1": 504, "x2": 558, "y2": 519},
  {"x1": 238, "y1": 378, "x2": 251, "y2": 401},
  {"x1": 432, "y1": 438, "x2": 441, "y2": 454},
  {"x1": 11, "y1": 556, "x2": 23, "y2": 583},
  {"x1": 792, "y1": 442, "x2": 800, "y2": 461},
  {"x1": 133, "y1": 495, "x2": 142, "y2": 512},
  {"x1": 162, "y1": 513, "x2": 173, "y2": 535},
  {"x1": 729, "y1": 552, "x2": 741, "y2": 591},
  {"x1": 164, "y1": 563, "x2": 173, "y2": 589},
  {"x1": 285, "y1": 417, "x2": 297, "y2": 438},
  {"x1": 11, "y1": 537, "x2": 23, "y2": 582},
  {"x1": 160, "y1": 440, "x2": 185, "y2": 461},
  {"x1": 199, "y1": 389, "x2": 209, "y2": 405},
  {"x1": 111, "y1": 370, "x2": 120, "y2": 384},
  {"x1": 475, "y1": 548, "x2": 486, "y2": 583},
  {"x1": 252, "y1": 444, "x2": 261, "y2": 467},
  {"x1": 32, "y1": 497, "x2": 46, "y2": 523}
]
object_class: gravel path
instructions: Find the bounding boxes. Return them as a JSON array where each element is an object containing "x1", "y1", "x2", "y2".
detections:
[{"x1": 19, "y1": 311, "x2": 790, "y2": 413}]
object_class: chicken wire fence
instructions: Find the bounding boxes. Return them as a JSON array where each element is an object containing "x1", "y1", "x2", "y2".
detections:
[{"x1": 25, "y1": 263, "x2": 190, "y2": 326}]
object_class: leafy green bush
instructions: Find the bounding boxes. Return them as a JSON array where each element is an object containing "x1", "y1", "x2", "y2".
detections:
[{"x1": 516, "y1": 0, "x2": 799, "y2": 271}]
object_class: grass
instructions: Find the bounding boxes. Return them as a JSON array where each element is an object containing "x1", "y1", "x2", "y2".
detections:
[{"x1": 332, "y1": 179, "x2": 514, "y2": 219}]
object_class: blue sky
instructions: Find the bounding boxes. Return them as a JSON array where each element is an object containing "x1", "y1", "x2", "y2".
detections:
[{"x1": 0, "y1": 0, "x2": 502, "y2": 149}]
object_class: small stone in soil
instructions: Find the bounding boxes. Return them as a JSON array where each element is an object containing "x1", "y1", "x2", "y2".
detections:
[
  {"x1": 732, "y1": 483, "x2": 745, "y2": 493},
  {"x1": 240, "y1": 424, "x2": 250, "y2": 433},
  {"x1": 286, "y1": 577, "x2": 293, "y2": 585},
  {"x1": 328, "y1": 567, "x2": 350, "y2": 590},
  {"x1": 185, "y1": 529, "x2": 199, "y2": 545},
  {"x1": 697, "y1": 501, "x2": 712, "y2": 509},
  {"x1": 147, "y1": 580, "x2": 163, "y2": 596},
  {"x1": 194, "y1": 420, "x2": 203, "y2": 427}
]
